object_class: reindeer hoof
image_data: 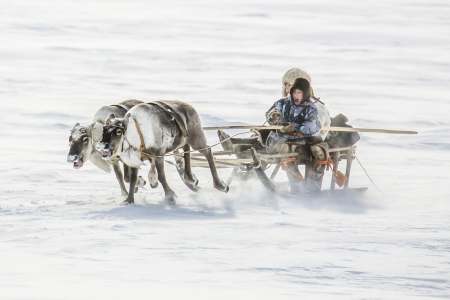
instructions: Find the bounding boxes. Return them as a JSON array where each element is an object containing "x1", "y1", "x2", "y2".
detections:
[
  {"x1": 165, "y1": 193, "x2": 177, "y2": 205},
  {"x1": 150, "y1": 182, "x2": 159, "y2": 189},
  {"x1": 215, "y1": 181, "x2": 229, "y2": 193},
  {"x1": 148, "y1": 172, "x2": 158, "y2": 189},
  {"x1": 122, "y1": 198, "x2": 134, "y2": 205},
  {"x1": 137, "y1": 176, "x2": 146, "y2": 187},
  {"x1": 165, "y1": 197, "x2": 176, "y2": 206},
  {"x1": 184, "y1": 176, "x2": 200, "y2": 192},
  {"x1": 187, "y1": 183, "x2": 200, "y2": 192}
]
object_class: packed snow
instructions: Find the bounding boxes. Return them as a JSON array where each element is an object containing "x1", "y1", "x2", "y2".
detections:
[{"x1": 1, "y1": 0, "x2": 449, "y2": 299}]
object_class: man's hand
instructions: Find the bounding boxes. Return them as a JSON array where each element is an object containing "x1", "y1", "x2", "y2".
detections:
[
  {"x1": 266, "y1": 109, "x2": 282, "y2": 125},
  {"x1": 279, "y1": 123, "x2": 296, "y2": 133}
]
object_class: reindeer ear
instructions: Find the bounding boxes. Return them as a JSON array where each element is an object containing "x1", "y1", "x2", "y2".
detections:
[{"x1": 70, "y1": 122, "x2": 80, "y2": 134}]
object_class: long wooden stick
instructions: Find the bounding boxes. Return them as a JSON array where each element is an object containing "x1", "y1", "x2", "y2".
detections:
[
  {"x1": 203, "y1": 125, "x2": 280, "y2": 131},
  {"x1": 202, "y1": 125, "x2": 417, "y2": 135},
  {"x1": 327, "y1": 126, "x2": 417, "y2": 134}
]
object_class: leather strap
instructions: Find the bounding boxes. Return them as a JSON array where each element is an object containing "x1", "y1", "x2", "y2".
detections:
[
  {"x1": 132, "y1": 118, "x2": 145, "y2": 150},
  {"x1": 132, "y1": 117, "x2": 148, "y2": 160},
  {"x1": 109, "y1": 104, "x2": 129, "y2": 113},
  {"x1": 146, "y1": 101, "x2": 188, "y2": 137}
]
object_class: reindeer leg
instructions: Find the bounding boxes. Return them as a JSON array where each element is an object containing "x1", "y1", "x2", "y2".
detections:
[
  {"x1": 199, "y1": 147, "x2": 229, "y2": 193},
  {"x1": 189, "y1": 132, "x2": 229, "y2": 193},
  {"x1": 123, "y1": 165, "x2": 130, "y2": 183},
  {"x1": 148, "y1": 158, "x2": 159, "y2": 188},
  {"x1": 174, "y1": 150, "x2": 186, "y2": 179},
  {"x1": 124, "y1": 167, "x2": 138, "y2": 204},
  {"x1": 124, "y1": 164, "x2": 145, "y2": 192},
  {"x1": 155, "y1": 157, "x2": 177, "y2": 205},
  {"x1": 182, "y1": 144, "x2": 199, "y2": 192},
  {"x1": 113, "y1": 162, "x2": 128, "y2": 196}
]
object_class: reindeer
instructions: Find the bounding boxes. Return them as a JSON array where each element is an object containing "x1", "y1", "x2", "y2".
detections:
[
  {"x1": 96, "y1": 100, "x2": 229, "y2": 205},
  {"x1": 67, "y1": 100, "x2": 150, "y2": 196}
]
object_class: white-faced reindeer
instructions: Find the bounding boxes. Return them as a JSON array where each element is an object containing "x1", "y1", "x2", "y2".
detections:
[
  {"x1": 96, "y1": 100, "x2": 229, "y2": 205},
  {"x1": 67, "y1": 100, "x2": 146, "y2": 196}
]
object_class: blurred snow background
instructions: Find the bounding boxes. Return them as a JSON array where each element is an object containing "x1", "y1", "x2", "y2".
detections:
[{"x1": 0, "y1": 0, "x2": 449, "y2": 299}]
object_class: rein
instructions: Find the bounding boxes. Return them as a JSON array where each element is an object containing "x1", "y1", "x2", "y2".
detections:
[
  {"x1": 109, "y1": 104, "x2": 129, "y2": 113},
  {"x1": 146, "y1": 101, "x2": 189, "y2": 137},
  {"x1": 117, "y1": 119, "x2": 253, "y2": 160},
  {"x1": 105, "y1": 101, "x2": 256, "y2": 160}
]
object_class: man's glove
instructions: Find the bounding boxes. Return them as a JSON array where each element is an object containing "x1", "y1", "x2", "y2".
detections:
[
  {"x1": 266, "y1": 109, "x2": 282, "y2": 125},
  {"x1": 279, "y1": 123, "x2": 296, "y2": 133}
]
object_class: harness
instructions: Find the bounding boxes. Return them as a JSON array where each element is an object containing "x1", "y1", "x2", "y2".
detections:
[
  {"x1": 119, "y1": 101, "x2": 189, "y2": 160},
  {"x1": 109, "y1": 104, "x2": 129, "y2": 113},
  {"x1": 132, "y1": 117, "x2": 148, "y2": 159},
  {"x1": 146, "y1": 101, "x2": 188, "y2": 137}
]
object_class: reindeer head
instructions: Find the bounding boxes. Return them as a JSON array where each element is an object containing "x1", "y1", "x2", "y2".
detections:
[
  {"x1": 67, "y1": 123, "x2": 92, "y2": 169},
  {"x1": 96, "y1": 114, "x2": 126, "y2": 160}
]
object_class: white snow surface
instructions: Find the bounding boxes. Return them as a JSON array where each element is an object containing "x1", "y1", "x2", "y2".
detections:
[{"x1": 1, "y1": 0, "x2": 450, "y2": 299}]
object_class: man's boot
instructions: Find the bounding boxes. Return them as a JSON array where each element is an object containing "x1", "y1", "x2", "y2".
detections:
[{"x1": 305, "y1": 143, "x2": 328, "y2": 193}]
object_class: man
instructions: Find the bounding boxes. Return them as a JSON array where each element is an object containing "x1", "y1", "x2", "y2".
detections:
[
  {"x1": 266, "y1": 77, "x2": 321, "y2": 142},
  {"x1": 217, "y1": 68, "x2": 330, "y2": 193},
  {"x1": 266, "y1": 69, "x2": 330, "y2": 193}
]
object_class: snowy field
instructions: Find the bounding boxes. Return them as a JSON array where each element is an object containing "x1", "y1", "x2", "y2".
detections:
[{"x1": 1, "y1": 0, "x2": 450, "y2": 299}]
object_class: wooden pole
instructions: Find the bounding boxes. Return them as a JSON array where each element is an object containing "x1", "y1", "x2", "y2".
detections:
[
  {"x1": 327, "y1": 126, "x2": 418, "y2": 135},
  {"x1": 202, "y1": 125, "x2": 418, "y2": 135}
]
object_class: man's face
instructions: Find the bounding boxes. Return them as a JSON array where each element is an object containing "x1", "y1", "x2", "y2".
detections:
[{"x1": 291, "y1": 89, "x2": 304, "y2": 105}]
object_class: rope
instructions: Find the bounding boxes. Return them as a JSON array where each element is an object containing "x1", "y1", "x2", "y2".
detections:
[
  {"x1": 355, "y1": 155, "x2": 384, "y2": 194},
  {"x1": 314, "y1": 158, "x2": 347, "y2": 187},
  {"x1": 138, "y1": 130, "x2": 253, "y2": 159}
]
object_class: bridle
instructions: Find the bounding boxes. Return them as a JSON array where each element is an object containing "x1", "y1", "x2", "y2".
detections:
[
  {"x1": 69, "y1": 127, "x2": 89, "y2": 145},
  {"x1": 102, "y1": 122, "x2": 126, "y2": 162}
]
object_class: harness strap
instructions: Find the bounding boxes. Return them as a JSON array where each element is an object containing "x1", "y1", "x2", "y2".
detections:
[
  {"x1": 146, "y1": 101, "x2": 188, "y2": 137},
  {"x1": 110, "y1": 104, "x2": 129, "y2": 113},
  {"x1": 132, "y1": 117, "x2": 148, "y2": 160},
  {"x1": 122, "y1": 102, "x2": 188, "y2": 161}
]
